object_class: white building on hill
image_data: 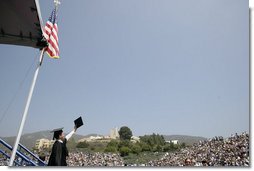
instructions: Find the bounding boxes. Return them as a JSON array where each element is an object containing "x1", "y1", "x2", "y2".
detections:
[
  {"x1": 166, "y1": 140, "x2": 179, "y2": 144},
  {"x1": 110, "y1": 127, "x2": 119, "y2": 139},
  {"x1": 35, "y1": 139, "x2": 54, "y2": 150}
]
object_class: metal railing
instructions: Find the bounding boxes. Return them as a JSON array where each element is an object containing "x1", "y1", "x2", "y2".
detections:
[
  {"x1": 0, "y1": 149, "x2": 20, "y2": 166},
  {"x1": 0, "y1": 138, "x2": 46, "y2": 166},
  {"x1": 18, "y1": 143, "x2": 46, "y2": 166}
]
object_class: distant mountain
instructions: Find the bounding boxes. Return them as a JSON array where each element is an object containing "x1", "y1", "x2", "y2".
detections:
[
  {"x1": 0, "y1": 130, "x2": 87, "y2": 150},
  {"x1": 163, "y1": 135, "x2": 207, "y2": 146},
  {"x1": 82, "y1": 134, "x2": 103, "y2": 138}
]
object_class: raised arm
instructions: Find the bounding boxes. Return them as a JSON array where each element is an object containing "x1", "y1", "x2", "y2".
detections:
[{"x1": 65, "y1": 126, "x2": 77, "y2": 141}]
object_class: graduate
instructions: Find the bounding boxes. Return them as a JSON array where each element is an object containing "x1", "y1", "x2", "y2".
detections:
[{"x1": 48, "y1": 117, "x2": 83, "y2": 166}]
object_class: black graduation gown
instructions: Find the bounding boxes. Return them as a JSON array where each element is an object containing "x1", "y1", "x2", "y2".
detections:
[{"x1": 48, "y1": 139, "x2": 68, "y2": 166}]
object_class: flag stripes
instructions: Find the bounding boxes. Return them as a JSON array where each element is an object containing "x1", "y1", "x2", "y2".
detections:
[{"x1": 43, "y1": 8, "x2": 59, "y2": 59}]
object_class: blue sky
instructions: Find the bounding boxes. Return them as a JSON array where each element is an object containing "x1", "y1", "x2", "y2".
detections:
[{"x1": 0, "y1": 0, "x2": 249, "y2": 138}]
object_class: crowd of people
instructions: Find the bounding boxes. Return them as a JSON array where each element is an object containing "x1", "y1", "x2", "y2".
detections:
[
  {"x1": 0, "y1": 158, "x2": 8, "y2": 166},
  {"x1": 44, "y1": 152, "x2": 124, "y2": 166},
  {"x1": 0, "y1": 132, "x2": 250, "y2": 167},
  {"x1": 147, "y1": 132, "x2": 249, "y2": 167},
  {"x1": 68, "y1": 152, "x2": 124, "y2": 166}
]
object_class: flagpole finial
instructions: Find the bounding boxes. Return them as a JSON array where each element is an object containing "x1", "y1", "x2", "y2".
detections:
[{"x1": 54, "y1": 0, "x2": 61, "y2": 7}]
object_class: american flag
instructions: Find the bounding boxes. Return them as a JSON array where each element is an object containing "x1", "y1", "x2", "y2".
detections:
[{"x1": 43, "y1": 7, "x2": 59, "y2": 59}]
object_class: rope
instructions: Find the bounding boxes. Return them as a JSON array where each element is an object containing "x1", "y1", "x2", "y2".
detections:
[{"x1": 0, "y1": 54, "x2": 38, "y2": 124}]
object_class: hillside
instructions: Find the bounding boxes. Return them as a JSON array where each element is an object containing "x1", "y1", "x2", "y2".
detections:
[
  {"x1": 1, "y1": 131, "x2": 207, "y2": 150},
  {"x1": 0, "y1": 130, "x2": 86, "y2": 150}
]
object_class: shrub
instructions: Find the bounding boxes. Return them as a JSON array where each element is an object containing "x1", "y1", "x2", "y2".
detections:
[{"x1": 119, "y1": 146, "x2": 131, "y2": 157}]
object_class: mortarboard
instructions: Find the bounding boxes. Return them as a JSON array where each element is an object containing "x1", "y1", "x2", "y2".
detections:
[
  {"x1": 50, "y1": 127, "x2": 64, "y2": 140},
  {"x1": 74, "y1": 116, "x2": 83, "y2": 129}
]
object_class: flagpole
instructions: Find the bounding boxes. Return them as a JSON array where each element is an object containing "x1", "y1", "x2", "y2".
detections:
[
  {"x1": 9, "y1": 48, "x2": 45, "y2": 166},
  {"x1": 54, "y1": 0, "x2": 61, "y2": 11}
]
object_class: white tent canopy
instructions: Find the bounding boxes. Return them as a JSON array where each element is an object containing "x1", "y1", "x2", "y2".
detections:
[{"x1": 0, "y1": 0, "x2": 46, "y2": 49}]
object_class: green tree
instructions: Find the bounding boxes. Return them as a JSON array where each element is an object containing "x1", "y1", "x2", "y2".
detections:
[
  {"x1": 119, "y1": 146, "x2": 131, "y2": 157},
  {"x1": 104, "y1": 146, "x2": 117, "y2": 153},
  {"x1": 180, "y1": 142, "x2": 186, "y2": 148},
  {"x1": 119, "y1": 126, "x2": 133, "y2": 141},
  {"x1": 139, "y1": 142, "x2": 151, "y2": 152},
  {"x1": 67, "y1": 137, "x2": 77, "y2": 151},
  {"x1": 139, "y1": 133, "x2": 166, "y2": 152},
  {"x1": 140, "y1": 134, "x2": 165, "y2": 146},
  {"x1": 76, "y1": 141, "x2": 89, "y2": 148},
  {"x1": 88, "y1": 141, "x2": 107, "y2": 152},
  {"x1": 104, "y1": 140, "x2": 119, "y2": 153},
  {"x1": 118, "y1": 140, "x2": 130, "y2": 148},
  {"x1": 131, "y1": 144, "x2": 142, "y2": 154},
  {"x1": 107, "y1": 140, "x2": 119, "y2": 147},
  {"x1": 163, "y1": 143, "x2": 171, "y2": 152},
  {"x1": 170, "y1": 142, "x2": 174, "y2": 149},
  {"x1": 155, "y1": 145, "x2": 163, "y2": 152}
]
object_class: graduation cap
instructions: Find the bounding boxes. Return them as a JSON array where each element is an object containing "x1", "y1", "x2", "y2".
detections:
[
  {"x1": 50, "y1": 127, "x2": 64, "y2": 140},
  {"x1": 74, "y1": 116, "x2": 83, "y2": 129}
]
